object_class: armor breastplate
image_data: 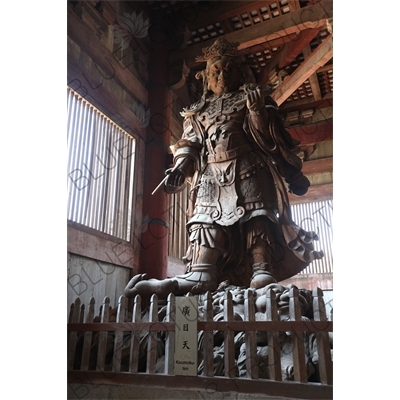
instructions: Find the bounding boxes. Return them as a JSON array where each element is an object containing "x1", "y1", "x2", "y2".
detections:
[
  {"x1": 198, "y1": 91, "x2": 246, "y2": 122},
  {"x1": 197, "y1": 91, "x2": 250, "y2": 157},
  {"x1": 190, "y1": 91, "x2": 253, "y2": 227}
]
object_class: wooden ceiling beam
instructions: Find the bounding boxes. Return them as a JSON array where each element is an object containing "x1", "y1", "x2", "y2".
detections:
[
  {"x1": 257, "y1": 26, "x2": 323, "y2": 86},
  {"x1": 302, "y1": 44, "x2": 322, "y2": 101},
  {"x1": 279, "y1": 95, "x2": 333, "y2": 114},
  {"x1": 271, "y1": 34, "x2": 333, "y2": 106},
  {"x1": 278, "y1": 28, "x2": 323, "y2": 69},
  {"x1": 287, "y1": 120, "x2": 332, "y2": 145},
  {"x1": 302, "y1": 157, "x2": 332, "y2": 176},
  {"x1": 316, "y1": 64, "x2": 333, "y2": 74},
  {"x1": 288, "y1": 183, "x2": 333, "y2": 204},
  {"x1": 170, "y1": 1, "x2": 333, "y2": 67}
]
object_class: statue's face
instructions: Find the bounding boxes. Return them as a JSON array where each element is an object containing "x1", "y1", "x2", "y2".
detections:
[{"x1": 207, "y1": 56, "x2": 242, "y2": 95}]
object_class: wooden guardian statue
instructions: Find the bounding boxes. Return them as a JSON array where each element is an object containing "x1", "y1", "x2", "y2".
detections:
[{"x1": 125, "y1": 38, "x2": 323, "y2": 299}]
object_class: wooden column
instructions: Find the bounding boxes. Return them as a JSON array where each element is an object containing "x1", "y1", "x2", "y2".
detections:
[{"x1": 139, "y1": 11, "x2": 172, "y2": 279}]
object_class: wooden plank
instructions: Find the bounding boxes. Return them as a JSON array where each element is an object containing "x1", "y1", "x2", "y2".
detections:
[
  {"x1": 289, "y1": 287, "x2": 307, "y2": 383},
  {"x1": 302, "y1": 157, "x2": 332, "y2": 176},
  {"x1": 96, "y1": 296, "x2": 110, "y2": 371},
  {"x1": 288, "y1": 183, "x2": 333, "y2": 204},
  {"x1": 170, "y1": 1, "x2": 333, "y2": 67},
  {"x1": 146, "y1": 294, "x2": 158, "y2": 374},
  {"x1": 79, "y1": 303, "x2": 85, "y2": 324},
  {"x1": 271, "y1": 34, "x2": 333, "y2": 105},
  {"x1": 68, "y1": 320, "x2": 333, "y2": 332},
  {"x1": 279, "y1": 97, "x2": 333, "y2": 114},
  {"x1": 312, "y1": 288, "x2": 333, "y2": 385},
  {"x1": 258, "y1": 27, "x2": 323, "y2": 86},
  {"x1": 68, "y1": 371, "x2": 334, "y2": 399},
  {"x1": 317, "y1": 64, "x2": 333, "y2": 74},
  {"x1": 286, "y1": 120, "x2": 332, "y2": 145},
  {"x1": 112, "y1": 295, "x2": 126, "y2": 372},
  {"x1": 67, "y1": 297, "x2": 81, "y2": 370},
  {"x1": 67, "y1": 224, "x2": 137, "y2": 269},
  {"x1": 80, "y1": 297, "x2": 96, "y2": 371},
  {"x1": 265, "y1": 289, "x2": 282, "y2": 381},
  {"x1": 130, "y1": 136, "x2": 145, "y2": 258},
  {"x1": 164, "y1": 293, "x2": 176, "y2": 374},
  {"x1": 302, "y1": 44, "x2": 322, "y2": 101},
  {"x1": 129, "y1": 295, "x2": 142, "y2": 373},
  {"x1": 203, "y1": 291, "x2": 214, "y2": 377},
  {"x1": 67, "y1": 57, "x2": 147, "y2": 142},
  {"x1": 244, "y1": 290, "x2": 258, "y2": 379},
  {"x1": 68, "y1": 302, "x2": 74, "y2": 324},
  {"x1": 223, "y1": 291, "x2": 236, "y2": 378},
  {"x1": 68, "y1": 5, "x2": 148, "y2": 106}
]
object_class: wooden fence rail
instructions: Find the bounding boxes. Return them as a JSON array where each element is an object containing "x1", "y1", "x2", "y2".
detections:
[{"x1": 67, "y1": 286, "x2": 333, "y2": 399}]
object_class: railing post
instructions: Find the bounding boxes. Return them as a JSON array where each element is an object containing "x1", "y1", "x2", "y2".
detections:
[
  {"x1": 129, "y1": 295, "x2": 142, "y2": 373},
  {"x1": 81, "y1": 297, "x2": 95, "y2": 371},
  {"x1": 244, "y1": 289, "x2": 259, "y2": 379},
  {"x1": 146, "y1": 294, "x2": 158, "y2": 374},
  {"x1": 203, "y1": 291, "x2": 214, "y2": 377},
  {"x1": 113, "y1": 295, "x2": 127, "y2": 372},
  {"x1": 96, "y1": 296, "x2": 110, "y2": 371},
  {"x1": 67, "y1": 297, "x2": 81, "y2": 370},
  {"x1": 224, "y1": 291, "x2": 235, "y2": 378},
  {"x1": 266, "y1": 288, "x2": 282, "y2": 381},
  {"x1": 289, "y1": 286, "x2": 307, "y2": 383},
  {"x1": 312, "y1": 287, "x2": 333, "y2": 385},
  {"x1": 164, "y1": 293, "x2": 176, "y2": 375},
  {"x1": 79, "y1": 303, "x2": 85, "y2": 324}
]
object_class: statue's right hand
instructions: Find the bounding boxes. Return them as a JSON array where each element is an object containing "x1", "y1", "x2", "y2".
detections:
[{"x1": 165, "y1": 167, "x2": 186, "y2": 190}]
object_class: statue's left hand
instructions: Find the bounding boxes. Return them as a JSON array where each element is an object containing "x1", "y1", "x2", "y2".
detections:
[{"x1": 246, "y1": 86, "x2": 265, "y2": 112}]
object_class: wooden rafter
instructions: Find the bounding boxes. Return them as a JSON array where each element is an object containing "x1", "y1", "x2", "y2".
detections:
[
  {"x1": 289, "y1": 183, "x2": 333, "y2": 204},
  {"x1": 302, "y1": 157, "x2": 332, "y2": 175},
  {"x1": 287, "y1": 120, "x2": 332, "y2": 145},
  {"x1": 316, "y1": 64, "x2": 333, "y2": 74},
  {"x1": 302, "y1": 44, "x2": 322, "y2": 101},
  {"x1": 257, "y1": 27, "x2": 324, "y2": 86},
  {"x1": 170, "y1": 1, "x2": 333, "y2": 67},
  {"x1": 271, "y1": 34, "x2": 333, "y2": 106}
]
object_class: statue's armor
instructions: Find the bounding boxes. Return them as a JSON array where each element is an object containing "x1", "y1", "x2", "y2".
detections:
[{"x1": 188, "y1": 91, "x2": 278, "y2": 228}]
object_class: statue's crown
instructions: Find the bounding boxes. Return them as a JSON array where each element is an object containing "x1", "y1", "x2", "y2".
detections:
[{"x1": 195, "y1": 38, "x2": 241, "y2": 62}]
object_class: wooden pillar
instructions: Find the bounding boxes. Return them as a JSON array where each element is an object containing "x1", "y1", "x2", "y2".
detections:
[{"x1": 139, "y1": 11, "x2": 172, "y2": 279}]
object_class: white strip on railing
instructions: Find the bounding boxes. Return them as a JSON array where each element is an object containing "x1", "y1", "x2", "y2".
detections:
[{"x1": 67, "y1": 87, "x2": 136, "y2": 241}]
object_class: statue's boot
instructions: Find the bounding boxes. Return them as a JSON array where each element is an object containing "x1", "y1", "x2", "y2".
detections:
[
  {"x1": 173, "y1": 264, "x2": 218, "y2": 295},
  {"x1": 124, "y1": 273, "x2": 179, "y2": 299},
  {"x1": 123, "y1": 264, "x2": 218, "y2": 299},
  {"x1": 249, "y1": 262, "x2": 277, "y2": 289}
]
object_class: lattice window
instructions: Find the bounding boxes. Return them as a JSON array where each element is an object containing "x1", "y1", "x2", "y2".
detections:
[{"x1": 67, "y1": 87, "x2": 136, "y2": 241}]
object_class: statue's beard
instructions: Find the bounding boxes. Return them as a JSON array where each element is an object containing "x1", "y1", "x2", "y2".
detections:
[{"x1": 212, "y1": 80, "x2": 232, "y2": 95}]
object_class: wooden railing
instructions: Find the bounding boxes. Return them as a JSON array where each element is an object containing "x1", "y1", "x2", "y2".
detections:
[{"x1": 67, "y1": 287, "x2": 333, "y2": 399}]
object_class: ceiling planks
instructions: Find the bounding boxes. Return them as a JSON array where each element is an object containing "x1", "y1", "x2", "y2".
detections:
[{"x1": 170, "y1": 1, "x2": 333, "y2": 67}]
